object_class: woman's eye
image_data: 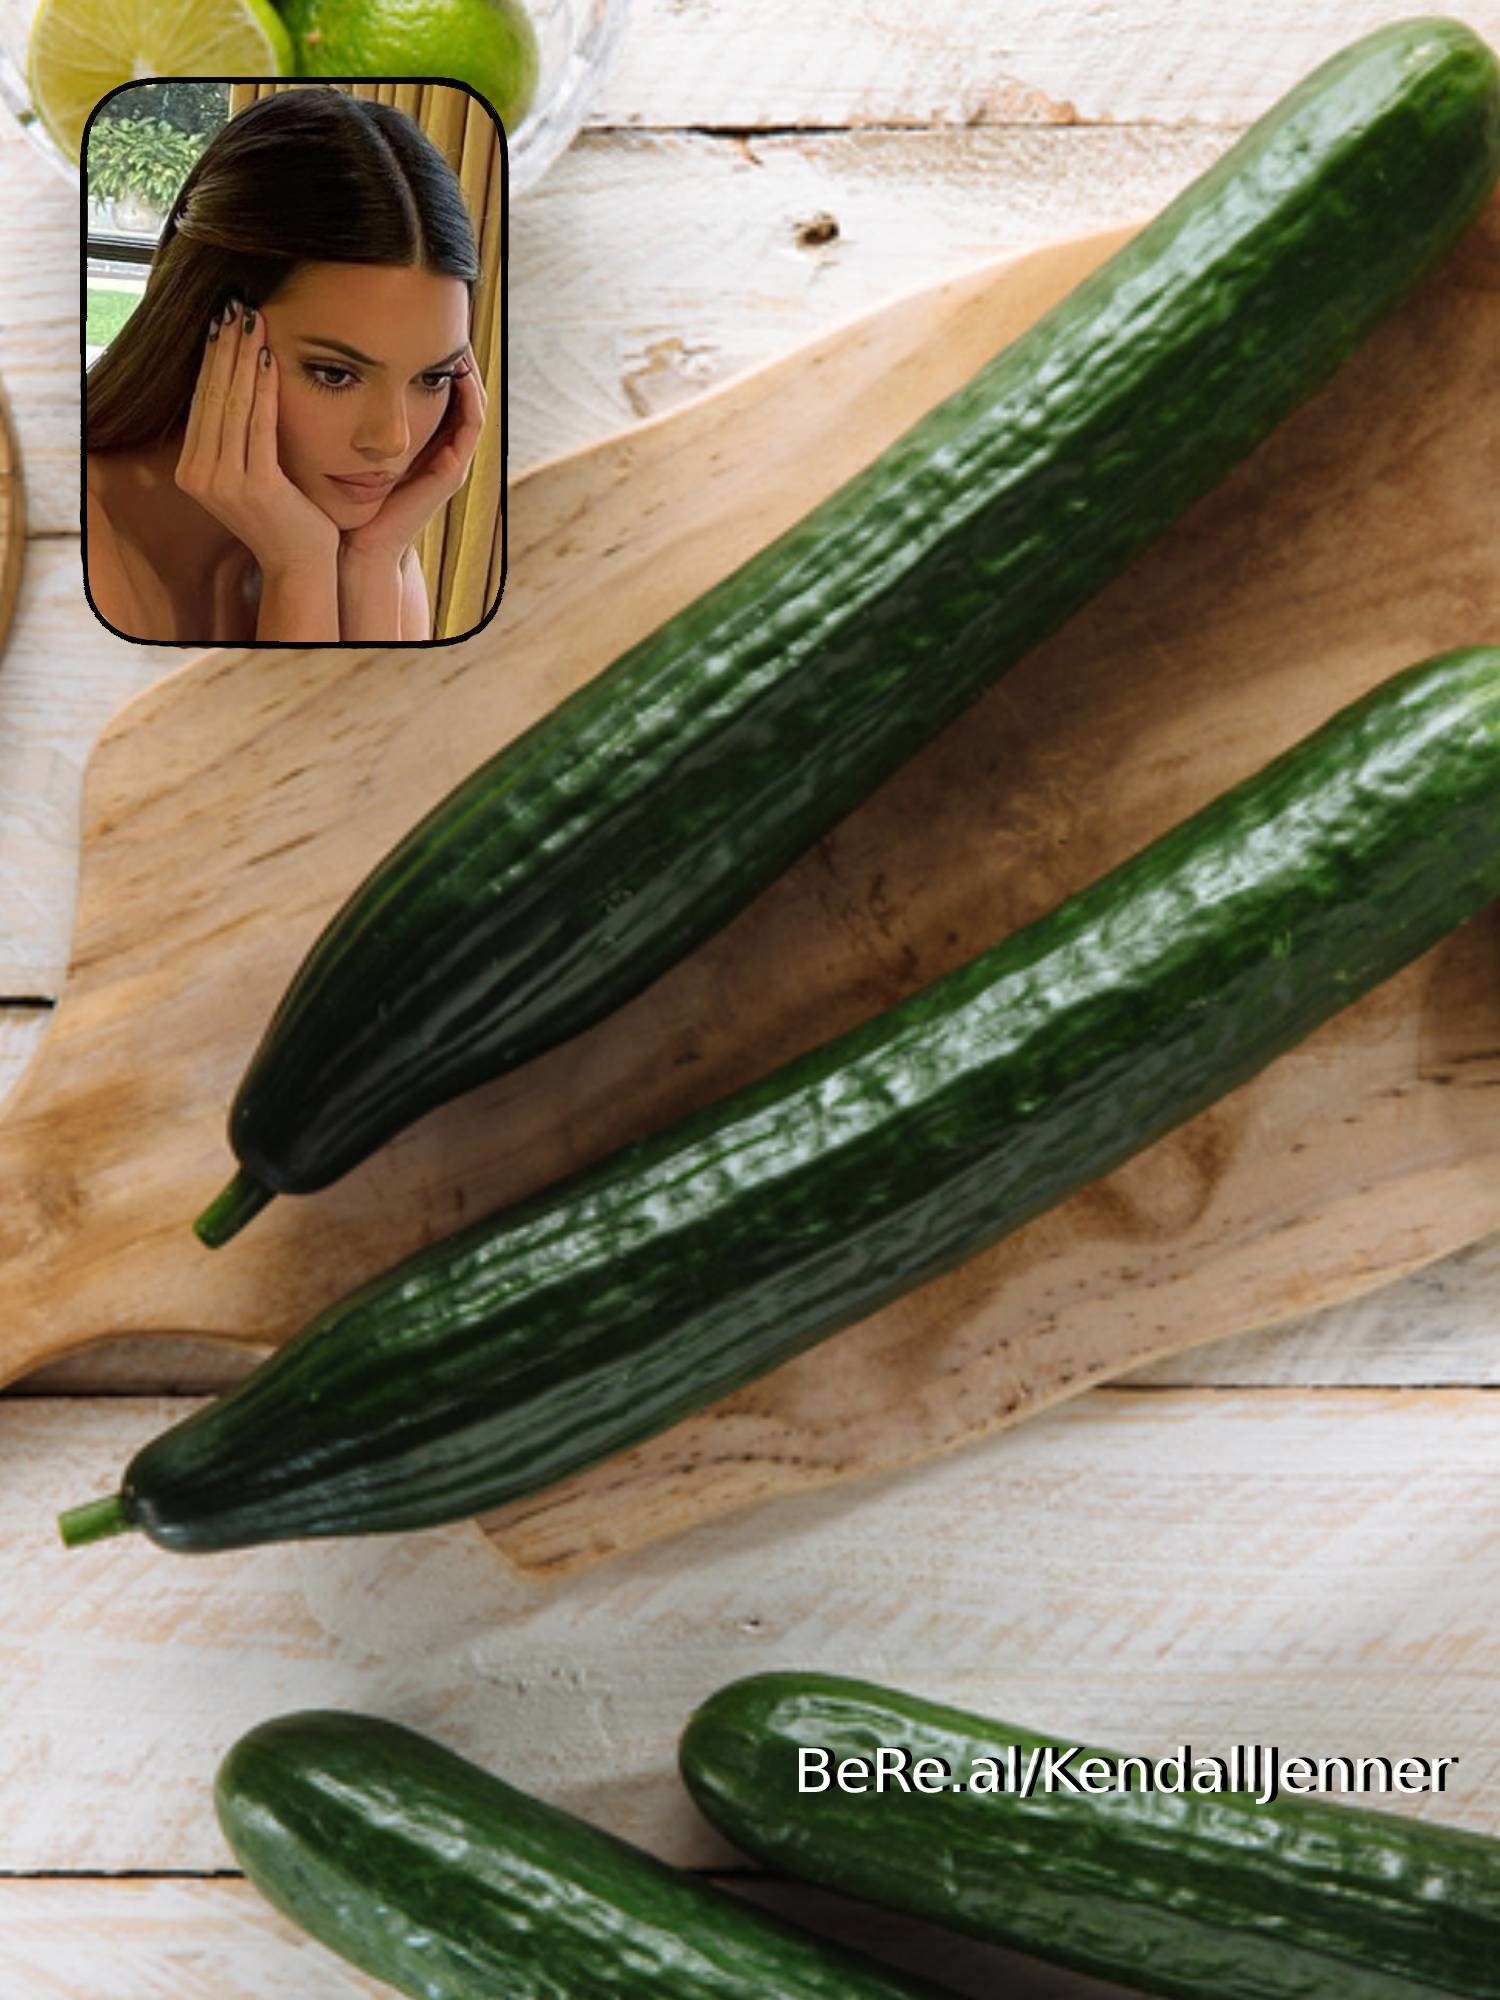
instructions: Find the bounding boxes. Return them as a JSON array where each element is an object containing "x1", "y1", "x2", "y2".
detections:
[
  {"x1": 306, "y1": 363, "x2": 358, "y2": 393},
  {"x1": 303, "y1": 363, "x2": 455, "y2": 395}
]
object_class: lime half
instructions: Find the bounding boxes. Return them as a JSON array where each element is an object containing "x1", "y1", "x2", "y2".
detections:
[
  {"x1": 29, "y1": 0, "x2": 294, "y2": 161},
  {"x1": 280, "y1": 0, "x2": 539, "y2": 131}
]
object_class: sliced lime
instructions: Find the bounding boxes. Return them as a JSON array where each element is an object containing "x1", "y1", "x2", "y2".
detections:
[{"x1": 29, "y1": 0, "x2": 294, "y2": 162}]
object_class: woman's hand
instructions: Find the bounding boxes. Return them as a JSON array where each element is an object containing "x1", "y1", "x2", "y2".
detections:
[
  {"x1": 341, "y1": 348, "x2": 487, "y2": 564},
  {"x1": 336, "y1": 350, "x2": 485, "y2": 640},
  {"x1": 175, "y1": 300, "x2": 340, "y2": 581}
]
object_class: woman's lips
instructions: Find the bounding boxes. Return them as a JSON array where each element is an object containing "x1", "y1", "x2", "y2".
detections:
[{"x1": 327, "y1": 472, "x2": 397, "y2": 494}]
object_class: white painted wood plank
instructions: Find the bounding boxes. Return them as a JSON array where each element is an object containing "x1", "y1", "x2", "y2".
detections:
[
  {"x1": 1127, "y1": 1229, "x2": 1500, "y2": 1386},
  {"x1": 0, "y1": 123, "x2": 79, "y2": 541},
  {"x1": 6, "y1": 1390, "x2": 1500, "y2": 1871},
  {"x1": 0, "y1": 1880, "x2": 387, "y2": 1998},
  {"x1": 593, "y1": 0, "x2": 1500, "y2": 129},
  {"x1": 0, "y1": 1876, "x2": 1140, "y2": 1998},
  {"x1": 7, "y1": 0, "x2": 1495, "y2": 154},
  {"x1": 510, "y1": 126, "x2": 1225, "y2": 465},
  {"x1": 0, "y1": 1003, "x2": 48, "y2": 1085}
]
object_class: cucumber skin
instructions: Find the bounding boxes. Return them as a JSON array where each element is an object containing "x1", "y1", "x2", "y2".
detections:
[
  {"x1": 113, "y1": 647, "x2": 1500, "y2": 1551},
  {"x1": 225, "y1": 19, "x2": 1500, "y2": 1199},
  {"x1": 215, "y1": 1711, "x2": 957, "y2": 2000},
  {"x1": 680, "y1": 1673, "x2": 1500, "y2": 2000}
]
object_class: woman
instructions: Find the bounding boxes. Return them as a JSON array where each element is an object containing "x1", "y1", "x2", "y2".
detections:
[{"x1": 86, "y1": 89, "x2": 488, "y2": 645}]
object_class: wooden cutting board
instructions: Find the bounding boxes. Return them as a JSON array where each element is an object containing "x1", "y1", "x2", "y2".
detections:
[{"x1": 4, "y1": 202, "x2": 1498, "y2": 1576}]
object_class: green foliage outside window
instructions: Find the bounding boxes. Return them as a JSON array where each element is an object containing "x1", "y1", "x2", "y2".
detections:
[
  {"x1": 88, "y1": 114, "x2": 207, "y2": 210},
  {"x1": 91, "y1": 80, "x2": 228, "y2": 139}
]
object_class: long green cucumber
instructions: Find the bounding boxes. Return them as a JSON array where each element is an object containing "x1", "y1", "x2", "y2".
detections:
[
  {"x1": 59, "y1": 646, "x2": 1500, "y2": 1554},
  {"x1": 196, "y1": 19, "x2": 1500, "y2": 1245},
  {"x1": 216, "y1": 1710, "x2": 959, "y2": 2000},
  {"x1": 681, "y1": 1671, "x2": 1500, "y2": 2000}
]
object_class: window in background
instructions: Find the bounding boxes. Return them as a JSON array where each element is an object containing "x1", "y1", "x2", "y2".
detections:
[{"x1": 85, "y1": 81, "x2": 229, "y2": 364}]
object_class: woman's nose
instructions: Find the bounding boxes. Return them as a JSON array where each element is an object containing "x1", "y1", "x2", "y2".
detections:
[{"x1": 355, "y1": 392, "x2": 409, "y2": 462}]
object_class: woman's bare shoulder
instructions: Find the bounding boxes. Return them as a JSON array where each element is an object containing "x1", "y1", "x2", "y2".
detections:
[{"x1": 85, "y1": 453, "x2": 151, "y2": 640}]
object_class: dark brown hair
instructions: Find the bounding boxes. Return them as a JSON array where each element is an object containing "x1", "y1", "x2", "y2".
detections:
[{"x1": 86, "y1": 88, "x2": 482, "y2": 453}]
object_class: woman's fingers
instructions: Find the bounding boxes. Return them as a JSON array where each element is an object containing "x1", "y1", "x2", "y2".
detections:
[
  {"x1": 166, "y1": 297, "x2": 340, "y2": 577},
  {"x1": 247, "y1": 332, "x2": 279, "y2": 485},
  {"x1": 178, "y1": 300, "x2": 241, "y2": 486},
  {"x1": 219, "y1": 302, "x2": 263, "y2": 476},
  {"x1": 415, "y1": 351, "x2": 483, "y2": 486},
  {"x1": 452, "y1": 349, "x2": 485, "y2": 454},
  {"x1": 199, "y1": 300, "x2": 241, "y2": 468},
  {"x1": 178, "y1": 303, "x2": 227, "y2": 481}
]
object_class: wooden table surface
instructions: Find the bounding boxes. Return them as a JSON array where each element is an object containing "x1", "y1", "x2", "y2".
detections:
[{"x1": 4, "y1": 4, "x2": 1500, "y2": 1991}]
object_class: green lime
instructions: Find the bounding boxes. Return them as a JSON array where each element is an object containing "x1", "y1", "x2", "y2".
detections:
[
  {"x1": 281, "y1": 0, "x2": 539, "y2": 131},
  {"x1": 29, "y1": 0, "x2": 294, "y2": 160}
]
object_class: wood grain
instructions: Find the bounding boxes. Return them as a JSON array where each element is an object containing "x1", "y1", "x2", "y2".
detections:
[
  {"x1": 13, "y1": 1391, "x2": 1500, "y2": 1870},
  {"x1": 596, "y1": 0, "x2": 1500, "y2": 129},
  {"x1": 0, "y1": 1881, "x2": 391, "y2": 1997},
  {"x1": 510, "y1": 126, "x2": 1228, "y2": 463},
  {"x1": 2, "y1": 206, "x2": 1499, "y2": 1576}
]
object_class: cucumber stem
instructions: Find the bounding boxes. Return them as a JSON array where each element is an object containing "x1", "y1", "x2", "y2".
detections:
[
  {"x1": 194, "y1": 1168, "x2": 274, "y2": 1248},
  {"x1": 58, "y1": 1494, "x2": 131, "y2": 1548}
]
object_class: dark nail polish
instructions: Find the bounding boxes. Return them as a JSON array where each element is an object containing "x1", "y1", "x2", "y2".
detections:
[
  {"x1": 260, "y1": 344, "x2": 271, "y2": 370},
  {"x1": 242, "y1": 307, "x2": 257, "y2": 334},
  {"x1": 222, "y1": 299, "x2": 237, "y2": 324},
  {"x1": 208, "y1": 316, "x2": 220, "y2": 341}
]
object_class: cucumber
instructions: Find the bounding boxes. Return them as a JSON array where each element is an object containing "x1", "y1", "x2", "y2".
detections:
[
  {"x1": 215, "y1": 1710, "x2": 959, "y2": 1999},
  {"x1": 195, "y1": 18, "x2": 1500, "y2": 1246},
  {"x1": 680, "y1": 1671, "x2": 1500, "y2": 2000},
  {"x1": 59, "y1": 647, "x2": 1500, "y2": 1555}
]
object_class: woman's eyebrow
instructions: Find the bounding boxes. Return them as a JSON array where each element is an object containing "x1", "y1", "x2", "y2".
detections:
[{"x1": 299, "y1": 335, "x2": 468, "y2": 371}]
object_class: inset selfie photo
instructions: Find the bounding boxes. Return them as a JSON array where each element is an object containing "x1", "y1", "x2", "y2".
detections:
[{"x1": 83, "y1": 79, "x2": 505, "y2": 646}]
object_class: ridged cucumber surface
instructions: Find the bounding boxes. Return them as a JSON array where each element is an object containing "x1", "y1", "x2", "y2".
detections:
[
  {"x1": 197, "y1": 18, "x2": 1500, "y2": 1243},
  {"x1": 60, "y1": 646, "x2": 1500, "y2": 1554},
  {"x1": 681, "y1": 1672, "x2": 1500, "y2": 2000},
  {"x1": 216, "y1": 1710, "x2": 959, "y2": 2000}
]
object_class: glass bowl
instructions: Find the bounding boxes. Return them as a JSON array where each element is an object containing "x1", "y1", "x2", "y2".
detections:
[
  {"x1": 510, "y1": 0, "x2": 627, "y2": 194},
  {"x1": 0, "y1": 0, "x2": 629, "y2": 197}
]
